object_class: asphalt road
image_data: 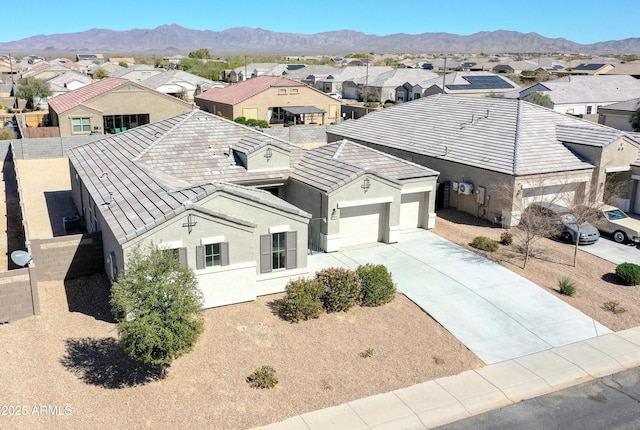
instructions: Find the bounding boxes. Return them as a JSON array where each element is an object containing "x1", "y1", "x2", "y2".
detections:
[{"x1": 436, "y1": 367, "x2": 640, "y2": 430}]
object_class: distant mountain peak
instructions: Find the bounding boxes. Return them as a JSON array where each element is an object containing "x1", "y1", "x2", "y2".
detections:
[{"x1": 0, "y1": 26, "x2": 638, "y2": 55}]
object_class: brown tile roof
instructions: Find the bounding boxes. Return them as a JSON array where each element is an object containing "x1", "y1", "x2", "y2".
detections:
[
  {"x1": 195, "y1": 75, "x2": 305, "y2": 105},
  {"x1": 47, "y1": 77, "x2": 131, "y2": 113}
]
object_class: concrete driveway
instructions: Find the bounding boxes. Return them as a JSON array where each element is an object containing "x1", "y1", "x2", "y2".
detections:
[
  {"x1": 308, "y1": 230, "x2": 611, "y2": 364},
  {"x1": 579, "y1": 235, "x2": 640, "y2": 266}
]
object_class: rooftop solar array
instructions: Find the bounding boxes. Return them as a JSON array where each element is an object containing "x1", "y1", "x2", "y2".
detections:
[
  {"x1": 446, "y1": 75, "x2": 515, "y2": 91},
  {"x1": 573, "y1": 63, "x2": 605, "y2": 71}
]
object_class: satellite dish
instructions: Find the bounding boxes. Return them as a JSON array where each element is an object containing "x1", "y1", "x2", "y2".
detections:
[{"x1": 11, "y1": 250, "x2": 33, "y2": 267}]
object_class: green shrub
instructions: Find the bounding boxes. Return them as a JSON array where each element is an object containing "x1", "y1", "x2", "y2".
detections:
[
  {"x1": 245, "y1": 118, "x2": 270, "y2": 128},
  {"x1": 357, "y1": 264, "x2": 396, "y2": 307},
  {"x1": 234, "y1": 116, "x2": 247, "y2": 125},
  {"x1": 615, "y1": 263, "x2": 640, "y2": 285},
  {"x1": 316, "y1": 267, "x2": 361, "y2": 313},
  {"x1": 281, "y1": 278, "x2": 325, "y2": 322},
  {"x1": 558, "y1": 277, "x2": 576, "y2": 296},
  {"x1": 247, "y1": 365, "x2": 278, "y2": 389},
  {"x1": 470, "y1": 236, "x2": 499, "y2": 252},
  {"x1": 500, "y1": 231, "x2": 513, "y2": 245}
]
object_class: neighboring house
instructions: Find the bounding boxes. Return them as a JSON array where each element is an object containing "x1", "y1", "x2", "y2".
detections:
[
  {"x1": 89, "y1": 62, "x2": 124, "y2": 77},
  {"x1": 312, "y1": 66, "x2": 394, "y2": 99},
  {"x1": 195, "y1": 75, "x2": 342, "y2": 125},
  {"x1": 604, "y1": 60, "x2": 640, "y2": 79},
  {"x1": 348, "y1": 68, "x2": 439, "y2": 103},
  {"x1": 109, "y1": 57, "x2": 136, "y2": 66},
  {"x1": 110, "y1": 65, "x2": 163, "y2": 82},
  {"x1": 422, "y1": 71, "x2": 520, "y2": 97},
  {"x1": 327, "y1": 94, "x2": 640, "y2": 224},
  {"x1": 505, "y1": 75, "x2": 640, "y2": 120},
  {"x1": 47, "y1": 77, "x2": 193, "y2": 136},
  {"x1": 67, "y1": 110, "x2": 438, "y2": 308},
  {"x1": 569, "y1": 63, "x2": 615, "y2": 75},
  {"x1": 21, "y1": 63, "x2": 72, "y2": 80},
  {"x1": 492, "y1": 60, "x2": 543, "y2": 74},
  {"x1": 46, "y1": 71, "x2": 93, "y2": 97},
  {"x1": 598, "y1": 98, "x2": 640, "y2": 132},
  {"x1": 141, "y1": 70, "x2": 224, "y2": 101},
  {"x1": 76, "y1": 54, "x2": 104, "y2": 63}
]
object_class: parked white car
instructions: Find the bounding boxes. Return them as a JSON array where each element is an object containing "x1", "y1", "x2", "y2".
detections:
[
  {"x1": 597, "y1": 205, "x2": 640, "y2": 243},
  {"x1": 328, "y1": 93, "x2": 342, "y2": 100}
]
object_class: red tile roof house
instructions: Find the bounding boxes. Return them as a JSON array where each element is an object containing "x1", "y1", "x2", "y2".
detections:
[
  {"x1": 195, "y1": 75, "x2": 342, "y2": 126},
  {"x1": 48, "y1": 77, "x2": 194, "y2": 136}
]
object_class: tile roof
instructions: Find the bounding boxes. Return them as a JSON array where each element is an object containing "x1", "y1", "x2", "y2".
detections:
[
  {"x1": 291, "y1": 140, "x2": 438, "y2": 193},
  {"x1": 47, "y1": 77, "x2": 131, "y2": 113},
  {"x1": 68, "y1": 110, "x2": 310, "y2": 244},
  {"x1": 141, "y1": 70, "x2": 217, "y2": 88},
  {"x1": 196, "y1": 75, "x2": 305, "y2": 105},
  {"x1": 526, "y1": 75, "x2": 640, "y2": 104},
  {"x1": 327, "y1": 94, "x2": 601, "y2": 176}
]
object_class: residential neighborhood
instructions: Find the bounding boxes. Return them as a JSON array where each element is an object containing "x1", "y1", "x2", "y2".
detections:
[{"x1": 3, "y1": 29, "x2": 640, "y2": 429}]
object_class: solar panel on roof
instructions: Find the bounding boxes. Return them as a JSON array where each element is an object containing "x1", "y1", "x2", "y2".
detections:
[
  {"x1": 573, "y1": 63, "x2": 605, "y2": 70},
  {"x1": 446, "y1": 75, "x2": 515, "y2": 91}
]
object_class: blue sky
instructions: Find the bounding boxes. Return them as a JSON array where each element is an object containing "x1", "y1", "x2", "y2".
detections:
[{"x1": 1, "y1": 0, "x2": 637, "y2": 45}]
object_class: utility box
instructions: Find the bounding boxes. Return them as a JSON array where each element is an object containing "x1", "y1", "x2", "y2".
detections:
[{"x1": 476, "y1": 186, "x2": 486, "y2": 205}]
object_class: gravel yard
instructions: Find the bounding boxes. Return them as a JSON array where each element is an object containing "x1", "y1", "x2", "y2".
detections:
[{"x1": 0, "y1": 272, "x2": 481, "y2": 429}]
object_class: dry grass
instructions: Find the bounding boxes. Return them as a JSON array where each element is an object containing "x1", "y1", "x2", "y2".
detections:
[
  {"x1": 0, "y1": 272, "x2": 482, "y2": 429},
  {"x1": 434, "y1": 208, "x2": 640, "y2": 331}
]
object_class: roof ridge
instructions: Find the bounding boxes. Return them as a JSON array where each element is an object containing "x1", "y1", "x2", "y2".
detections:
[
  {"x1": 134, "y1": 110, "x2": 198, "y2": 161},
  {"x1": 512, "y1": 100, "x2": 523, "y2": 175}
]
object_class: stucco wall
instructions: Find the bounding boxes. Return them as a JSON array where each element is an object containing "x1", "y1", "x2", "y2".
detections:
[{"x1": 0, "y1": 267, "x2": 39, "y2": 323}]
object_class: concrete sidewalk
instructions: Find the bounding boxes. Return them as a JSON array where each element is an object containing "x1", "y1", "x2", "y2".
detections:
[{"x1": 257, "y1": 327, "x2": 640, "y2": 430}]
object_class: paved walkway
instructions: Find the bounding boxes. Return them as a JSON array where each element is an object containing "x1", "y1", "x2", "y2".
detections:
[
  {"x1": 308, "y1": 230, "x2": 610, "y2": 364},
  {"x1": 254, "y1": 231, "x2": 623, "y2": 429}
]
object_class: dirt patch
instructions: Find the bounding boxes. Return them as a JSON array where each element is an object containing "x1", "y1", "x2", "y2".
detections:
[
  {"x1": 434, "y1": 208, "x2": 640, "y2": 331},
  {"x1": 0, "y1": 272, "x2": 482, "y2": 429}
]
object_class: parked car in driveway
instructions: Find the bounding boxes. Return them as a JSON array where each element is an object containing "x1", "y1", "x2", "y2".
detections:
[
  {"x1": 597, "y1": 205, "x2": 640, "y2": 243},
  {"x1": 525, "y1": 202, "x2": 600, "y2": 245}
]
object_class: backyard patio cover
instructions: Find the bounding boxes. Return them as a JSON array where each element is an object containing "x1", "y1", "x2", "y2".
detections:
[{"x1": 282, "y1": 106, "x2": 326, "y2": 115}]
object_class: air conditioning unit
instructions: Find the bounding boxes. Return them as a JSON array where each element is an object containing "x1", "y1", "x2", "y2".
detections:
[{"x1": 458, "y1": 182, "x2": 474, "y2": 195}]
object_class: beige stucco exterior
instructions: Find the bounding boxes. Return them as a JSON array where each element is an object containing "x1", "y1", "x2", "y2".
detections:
[
  {"x1": 196, "y1": 85, "x2": 342, "y2": 125},
  {"x1": 50, "y1": 82, "x2": 193, "y2": 136}
]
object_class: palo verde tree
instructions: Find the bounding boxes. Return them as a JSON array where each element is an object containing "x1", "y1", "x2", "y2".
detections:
[
  {"x1": 523, "y1": 91, "x2": 553, "y2": 109},
  {"x1": 15, "y1": 77, "x2": 52, "y2": 110},
  {"x1": 110, "y1": 245, "x2": 204, "y2": 371}
]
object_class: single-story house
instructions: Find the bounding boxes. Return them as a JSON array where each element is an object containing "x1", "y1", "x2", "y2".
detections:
[
  {"x1": 47, "y1": 77, "x2": 194, "y2": 136},
  {"x1": 68, "y1": 110, "x2": 438, "y2": 308},
  {"x1": 327, "y1": 94, "x2": 640, "y2": 224},
  {"x1": 598, "y1": 98, "x2": 640, "y2": 132},
  {"x1": 195, "y1": 75, "x2": 342, "y2": 125}
]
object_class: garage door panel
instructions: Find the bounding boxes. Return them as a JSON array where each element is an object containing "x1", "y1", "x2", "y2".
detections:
[
  {"x1": 339, "y1": 204, "x2": 383, "y2": 247},
  {"x1": 400, "y1": 193, "x2": 423, "y2": 229}
]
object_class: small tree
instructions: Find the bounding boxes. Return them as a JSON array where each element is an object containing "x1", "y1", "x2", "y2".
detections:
[
  {"x1": 15, "y1": 78, "x2": 51, "y2": 110},
  {"x1": 523, "y1": 91, "x2": 553, "y2": 108},
  {"x1": 93, "y1": 68, "x2": 109, "y2": 80},
  {"x1": 110, "y1": 245, "x2": 204, "y2": 369}
]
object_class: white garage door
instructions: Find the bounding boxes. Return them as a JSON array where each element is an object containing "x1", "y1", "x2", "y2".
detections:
[
  {"x1": 400, "y1": 193, "x2": 423, "y2": 229},
  {"x1": 339, "y1": 204, "x2": 384, "y2": 247}
]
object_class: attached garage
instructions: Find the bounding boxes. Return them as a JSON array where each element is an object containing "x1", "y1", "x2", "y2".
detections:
[
  {"x1": 338, "y1": 203, "x2": 384, "y2": 247},
  {"x1": 399, "y1": 192, "x2": 425, "y2": 229}
]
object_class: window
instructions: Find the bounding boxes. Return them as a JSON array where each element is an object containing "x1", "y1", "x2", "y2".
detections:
[
  {"x1": 161, "y1": 247, "x2": 188, "y2": 267},
  {"x1": 195, "y1": 242, "x2": 229, "y2": 269},
  {"x1": 278, "y1": 88, "x2": 287, "y2": 95},
  {"x1": 260, "y1": 231, "x2": 297, "y2": 273},
  {"x1": 72, "y1": 117, "x2": 91, "y2": 133},
  {"x1": 586, "y1": 106, "x2": 592, "y2": 115},
  {"x1": 290, "y1": 88, "x2": 299, "y2": 95}
]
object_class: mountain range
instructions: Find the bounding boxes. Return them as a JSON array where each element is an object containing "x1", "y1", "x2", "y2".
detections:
[{"x1": 1, "y1": 24, "x2": 639, "y2": 55}]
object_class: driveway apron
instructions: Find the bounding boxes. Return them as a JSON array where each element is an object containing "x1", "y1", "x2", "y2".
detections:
[{"x1": 308, "y1": 230, "x2": 611, "y2": 364}]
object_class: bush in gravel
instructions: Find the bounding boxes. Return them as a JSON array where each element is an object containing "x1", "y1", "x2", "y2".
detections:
[
  {"x1": 500, "y1": 231, "x2": 513, "y2": 246},
  {"x1": 316, "y1": 267, "x2": 361, "y2": 313},
  {"x1": 357, "y1": 264, "x2": 396, "y2": 307},
  {"x1": 558, "y1": 276, "x2": 577, "y2": 296},
  {"x1": 470, "y1": 236, "x2": 499, "y2": 252},
  {"x1": 615, "y1": 263, "x2": 640, "y2": 285},
  {"x1": 281, "y1": 278, "x2": 325, "y2": 322},
  {"x1": 603, "y1": 300, "x2": 626, "y2": 314},
  {"x1": 247, "y1": 365, "x2": 278, "y2": 389}
]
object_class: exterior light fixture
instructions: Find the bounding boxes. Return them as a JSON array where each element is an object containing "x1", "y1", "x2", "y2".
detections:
[
  {"x1": 264, "y1": 147, "x2": 273, "y2": 161},
  {"x1": 331, "y1": 208, "x2": 338, "y2": 220}
]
